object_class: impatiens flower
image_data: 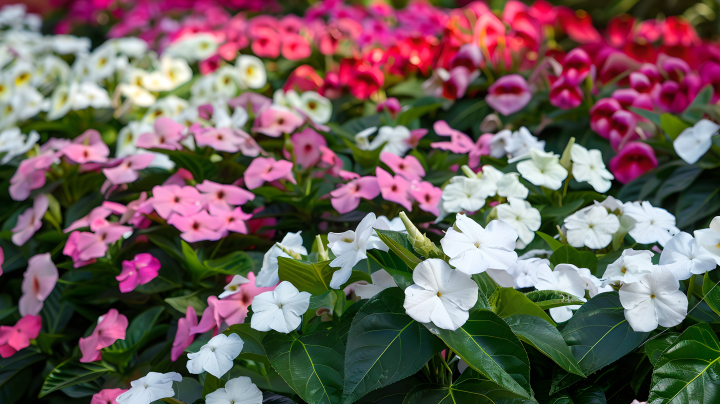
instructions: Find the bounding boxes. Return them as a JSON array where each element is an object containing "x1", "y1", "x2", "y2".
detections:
[
  {"x1": 328, "y1": 213, "x2": 389, "y2": 288},
  {"x1": 219, "y1": 275, "x2": 250, "y2": 299},
  {"x1": 403, "y1": 259, "x2": 478, "y2": 331},
  {"x1": 608, "y1": 110, "x2": 638, "y2": 151},
  {"x1": 564, "y1": 206, "x2": 620, "y2": 249},
  {"x1": 136, "y1": 117, "x2": 186, "y2": 150},
  {"x1": 253, "y1": 106, "x2": 303, "y2": 138},
  {"x1": 243, "y1": 157, "x2": 296, "y2": 190},
  {"x1": 673, "y1": 119, "x2": 720, "y2": 164},
  {"x1": 167, "y1": 211, "x2": 224, "y2": 242},
  {"x1": 623, "y1": 201, "x2": 680, "y2": 246},
  {"x1": 9, "y1": 150, "x2": 55, "y2": 201},
  {"x1": 376, "y1": 167, "x2": 412, "y2": 210},
  {"x1": 79, "y1": 309, "x2": 129, "y2": 363},
  {"x1": 441, "y1": 214, "x2": 518, "y2": 275},
  {"x1": 366, "y1": 126, "x2": 415, "y2": 156},
  {"x1": 431, "y1": 121, "x2": 493, "y2": 167},
  {"x1": 517, "y1": 149, "x2": 568, "y2": 190},
  {"x1": 172, "y1": 306, "x2": 198, "y2": 362},
  {"x1": 534, "y1": 264, "x2": 587, "y2": 322},
  {"x1": 193, "y1": 127, "x2": 255, "y2": 153},
  {"x1": 381, "y1": 152, "x2": 425, "y2": 181},
  {"x1": 496, "y1": 197, "x2": 541, "y2": 247},
  {"x1": 485, "y1": 74, "x2": 531, "y2": 116},
  {"x1": 549, "y1": 76, "x2": 584, "y2": 110},
  {"x1": 570, "y1": 144, "x2": 614, "y2": 193},
  {"x1": 409, "y1": 181, "x2": 443, "y2": 216},
  {"x1": 609, "y1": 142, "x2": 658, "y2": 184},
  {"x1": 294, "y1": 91, "x2": 332, "y2": 124},
  {"x1": 151, "y1": 185, "x2": 202, "y2": 219},
  {"x1": 659, "y1": 232, "x2": 717, "y2": 280},
  {"x1": 496, "y1": 173, "x2": 528, "y2": 199},
  {"x1": 12, "y1": 194, "x2": 48, "y2": 246},
  {"x1": 602, "y1": 249, "x2": 654, "y2": 286},
  {"x1": 251, "y1": 281, "x2": 311, "y2": 333},
  {"x1": 505, "y1": 127, "x2": 545, "y2": 158},
  {"x1": 489, "y1": 129, "x2": 515, "y2": 158},
  {"x1": 19, "y1": 253, "x2": 58, "y2": 316},
  {"x1": 376, "y1": 97, "x2": 401, "y2": 118},
  {"x1": 0, "y1": 315, "x2": 42, "y2": 358},
  {"x1": 116, "y1": 253, "x2": 161, "y2": 293},
  {"x1": 355, "y1": 269, "x2": 398, "y2": 300},
  {"x1": 287, "y1": 127, "x2": 327, "y2": 169},
  {"x1": 187, "y1": 333, "x2": 244, "y2": 378},
  {"x1": 205, "y1": 376, "x2": 263, "y2": 404},
  {"x1": 441, "y1": 176, "x2": 493, "y2": 213},
  {"x1": 215, "y1": 208, "x2": 253, "y2": 236},
  {"x1": 90, "y1": 389, "x2": 127, "y2": 404},
  {"x1": 116, "y1": 372, "x2": 183, "y2": 404},
  {"x1": 619, "y1": 266, "x2": 688, "y2": 332},
  {"x1": 506, "y1": 258, "x2": 549, "y2": 289},
  {"x1": 61, "y1": 129, "x2": 110, "y2": 164},
  {"x1": 103, "y1": 154, "x2": 155, "y2": 185},
  {"x1": 590, "y1": 98, "x2": 622, "y2": 139},
  {"x1": 63, "y1": 224, "x2": 132, "y2": 266},
  {"x1": 695, "y1": 217, "x2": 720, "y2": 264},
  {"x1": 197, "y1": 180, "x2": 255, "y2": 213},
  {"x1": 236, "y1": 55, "x2": 267, "y2": 89},
  {"x1": 256, "y1": 232, "x2": 307, "y2": 287},
  {"x1": 330, "y1": 177, "x2": 380, "y2": 214}
]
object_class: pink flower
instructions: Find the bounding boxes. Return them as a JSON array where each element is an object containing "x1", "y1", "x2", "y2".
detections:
[
  {"x1": 251, "y1": 27, "x2": 281, "y2": 58},
  {"x1": 12, "y1": 194, "x2": 48, "y2": 246},
  {"x1": 102, "y1": 154, "x2": 155, "y2": 185},
  {"x1": 486, "y1": 74, "x2": 531, "y2": 116},
  {"x1": 330, "y1": 176, "x2": 380, "y2": 214},
  {"x1": 590, "y1": 98, "x2": 622, "y2": 139},
  {"x1": 65, "y1": 206, "x2": 112, "y2": 233},
  {"x1": 406, "y1": 129, "x2": 428, "y2": 149},
  {"x1": 172, "y1": 306, "x2": 198, "y2": 361},
  {"x1": 199, "y1": 54, "x2": 221, "y2": 75},
  {"x1": 192, "y1": 126, "x2": 259, "y2": 154},
  {"x1": 253, "y1": 107, "x2": 303, "y2": 138},
  {"x1": 409, "y1": 181, "x2": 442, "y2": 216},
  {"x1": 655, "y1": 75, "x2": 702, "y2": 114},
  {"x1": 376, "y1": 167, "x2": 412, "y2": 210},
  {"x1": 167, "y1": 211, "x2": 224, "y2": 242},
  {"x1": 609, "y1": 142, "x2": 658, "y2": 184},
  {"x1": 228, "y1": 92, "x2": 272, "y2": 115},
  {"x1": 9, "y1": 151, "x2": 55, "y2": 201},
  {"x1": 79, "y1": 309, "x2": 128, "y2": 363},
  {"x1": 441, "y1": 66, "x2": 474, "y2": 100},
  {"x1": 431, "y1": 121, "x2": 492, "y2": 168},
  {"x1": 61, "y1": 129, "x2": 110, "y2": 164},
  {"x1": 19, "y1": 253, "x2": 58, "y2": 316},
  {"x1": 449, "y1": 44, "x2": 483, "y2": 71},
  {"x1": 116, "y1": 253, "x2": 161, "y2": 293},
  {"x1": 381, "y1": 152, "x2": 425, "y2": 182},
  {"x1": 281, "y1": 34, "x2": 312, "y2": 60},
  {"x1": 289, "y1": 128, "x2": 327, "y2": 169},
  {"x1": 136, "y1": 117, "x2": 186, "y2": 150},
  {"x1": 608, "y1": 110, "x2": 638, "y2": 151},
  {"x1": 63, "y1": 224, "x2": 132, "y2": 266},
  {"x1": 348, "y1": 63, "x2": 384, "y2": 100},
  {"x1": 214, "y1": 207, "x2": 253, "y2": 236},
  {"x1": 549, "y1": 76, "x2": 584, "y2": 110},
  {"x1": 561, "y1": 48, "x2": 593, "y2": 83},
  {"x1": 376, "y1": 97, "x2": 401, "y2": 118},
  {"x1": 243, "y1": 157, "x2": 296, "y2": 190},
  {"x1": 90, "y1": 388, "x2": 127, "y2": 404},
  {"x1": 151, "y1": 185, "x2": 202, "y2": 219},
  {"x1": 0, "y1": 315, "x2": 42, "y2": 358},
  {"x1": 318, "y1": 146, "x2": 344, "y2": 177},
  {"x1": 197, "y1": 180, "x2": 255, "y2": 213}
]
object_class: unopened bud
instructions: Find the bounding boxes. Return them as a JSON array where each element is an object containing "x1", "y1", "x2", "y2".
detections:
[
  {"x1": 316, "y1": 235, "x2": 329, "y2": 261},
  {"x1": 560, "y1": 137, "x2": 575, "y2": 171},
  {"x1": 277, "y1": 243, "x2": 302, "y2": 260},
  {"x1": 461, "y1": 165, "x2": 478, "y2": 179}
]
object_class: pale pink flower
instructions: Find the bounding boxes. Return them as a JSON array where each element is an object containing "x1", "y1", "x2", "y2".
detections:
[
  {"x1": 102, "y1": 154, "x2": 155, "y2": 185},
  {"x1": 330, "y1": 177, "x2": 380, "y2": 214},
  {"x1": 431, "y1": 121, "x2": 492, "y2": 168},
  {"x1": 253, "y1": 107, "x2": 303, "y2": 137},
  {"x1": 317, "y1": 146, "x2": 343, "y2": 177},
  {"x1": 376, "y1": 167, "x2": 412, "y2": 210},
  {"x1": 0, "y1": 315, "x2": 42, "y2": 358},
  {"x1": 167, "y1": 211, "x2": 224, "y2": 242},
  {"x1": 243, "y1": 157, "x2": 296, "y2": 190},
  {"x1": 65, "y1": 206, "x2": 112, "y2": 232},
  {"x1": 197, "y1": 180, "x2": 255, "y2": 213},
  {"x1": 116, "y1": 253, "x2": 161, "y2": 293},
  {"x1": 172, "y1": 306, "x2": 198, "y2": 361},
  {"x1": 9, "y1": 151, "x2": 55, "y2": 201},
  {"x1": 289, "y1": 128, "x2": 327, "y2": 169},
  {"x1": 63, "y1": 224, "x2": 132, "y2": 266},
  {"x1": 409, "y1": 181, "x2": 443, "y2": 216},
  {"x1": 12, "y1": 194, "x2": 48, "y2": 246},
  {"x1": 163, "y1": 167, "x2": 194, "y2": 187},
  {"x1": 380, "y1": 152, "x2": 425, "y2": 181},
  {"x1": 192, "y1": 126, "x2": 255, "y2": 153},
  {"x1": 90, "y1": 389, "x2": 127, "y2": 404},
  {"x1": 228, "y1": 92, "x2": 272, "y2": 114},
  {"x1": 406, "y1": 129, "x2": 428, "y2": 149},
  {"x1": 151, "y1": 185, "x2": 202, "y2": 219},
  {"x1": 214, "y1": 207, "x2": 253, "y2": 236},
  {"x1": 61, "y1": 129, "x2": 110, "y2": 164},
  {"x1": 486, "y1": 74, "x2": 531, "y2": 116},
  {"x1": 19, "y1": 253, "x2": 58, "y2": 316},
  {"x1": 79, "y1": 309, "x2": 128, "y2": 362},
  {"x1": 136, "y1": 117, "x2": 186, "y2": 150}
]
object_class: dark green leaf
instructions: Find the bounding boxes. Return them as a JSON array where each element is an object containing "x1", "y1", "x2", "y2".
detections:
[
  {"x1": 202, "y1": 373, "x2": 221, "y2": 398},
  {"x1": 472, "y1": 272, "x2": 498, "y2": 298},
  {"x1": 644, "y1": 332, "x2": 680, "y2": 367},
  {"x1": 396, "y1": 97, "x2": 443, "y2": 126},
  {"x1": 367, "y1": 250, "x2": 413, "y2": 290},
  {"x1": 653, "y1": 165, "x2": 703, "y2": 204},
  {"x1": 525, "y1": 290, "x2": 586, "y2": 310},
  {"x1": 354, "y1": 377, "x2": 421, "y2": 403},
  {"x1": 402, "y1": 369, "x2": 535, "y2": 404},
  {"x1": 629, "y1": 107, "x2": 661, "y2": 126},
  {"x1": 224, "y1": 323, "x2": 267, "y2": 358},
  {"x1": 40, "y1": 360, "x2": 115, "y2": 398},
  {"x1": 675, "y1": 181, "x2": 720, "y2": 228},
  {"x1": 373, "y1": 229, "x2": 421, "y2": 269},
  {"x1": 0, "y1": 351, "x2": 45, "y2": 388},
  {"x1": 536, "y1": 231, "x2": 564, "y2": 251},
  {"x1": 489, "y1": 287, "x2": 555, "y2": 326},
  {"x1": 165, "y1": 292, "x2": 207, "y2": 315},
  {"x1": 203, "y1": 251, "x2": 254, "y2": 276},
  {"x1": 682, "y1": 85, "x2": 714, "y2": 122},
  {"x1": 550, "y1": 246, "x2": 598, "y2": 274}
]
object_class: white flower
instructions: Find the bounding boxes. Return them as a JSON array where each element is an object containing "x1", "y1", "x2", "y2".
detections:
[
  {"x1": 87, "y1": 43, "x2": 117, "y2": 82},
  {"x1": 660, "y1": 232, "x2": 717, "y2": 280},
  {"x1": 219, "y1": 275, "x2": 251, "y2": 299},
  {"x1": 116, "y1": 372, "x2": 183, "y2": 404},
  {"x1": 623, "y1": 201, "x2": 680, "y2": 246},
  {"x1": 355, "y1": 126, "x2": 377, "y2": 150},
  {"x1": 517, "y1": 149, "x2": 568, "y2": 190},
  {"x1": 695, "y1": 216, "x2": 720, "y2": 264},
  {"x1": 11, "y1": 87, "x2": 46, "y2": 121},
  {"x1": 619, "y1": 266, "x2": 688, "y2": 332},
  {"x1": 116, "y1": 121, "x2": 153, "y2": 157},
  {"x1": 602, "y1": 249, "x2": 654, "y2": 286},
  {"x1": 489, "y1": 129, "x2": 514, "y2": 158},
  {"x1": 296, "y1": 91, "x2": 332, "y2": 124},
  {"x1": 119, "y1": 84, "x2": 157, "y2": 107},
  {"x1": 0, "y1": 127, "x2": 39, "y2": 164},
  {"x1": 50, "y1": 35, "x2": 91, "y2": 55},
  {"x1": 161, "y1": 56, "x2": 192, "y2": 90},
  {"x1": 355, "y1": 269, "x2": 398, "y2": 299},
  {"x1": 141, "y1": 71, "x2": 173, "y2": 92},
  {"x1": 167, "y1": 33, "x2": 218, "y2": 62},
  {"x1": 47, "y1": 82, "x2": 76, "y2": 120},
  {"x1": 9, "y1": 60, "x2": 33, "y2": 88},
  {"x1": 251, "y1": 281, "x2": 311, "y2": 333},
  {"x1": 72, "y1": 82, "x2": 112, "y2": 110},
  {"x1": 570, "y1": 144, "x2": 614, "y2": 193},
  {"x1": 187, "y1": 333, "x2": 244, "y2": 378},
  {"x1": 506, "y1": 258, "x2": 549, "y2": 288},
  {"x1": 441, "y1": 176, "x2": 493, "y2": 213},
  {"x1": 575, "y1": 266, "x2": 612, "y2": 297},
  {"x1": 370, "y1": 125, "x2": 411, "y2": 156},
  {"x1": 673, "y1": 119, "x2": 720, "y2": 164},
  {"x1": 534, "y1": 264, "x2": 587, "y2": 322},
  {"x1": 236, "y1": 55, "x2": 266, "y2": 89},
  {"x1": 440, "y1": 214, "x2": 518, "y2": 275},
  {"x1": 112, "y1": 37, "x2": 148, "y2": 58},
  {"x1": 506, "y1": 127, "x2": 545, "y2": 158},
  {"x1": 142, "y1": 95, "x2": 188, "y2": 122},
  {"x1": 205, "y1": 376, "x2": 263, "y2": 404},
  {"x1": 403, "y1": 259, "x2": 478, "y2": 330},
  {"x1": 476, "y1": 165, "x2": 504, "y2": 196},
  {"x1": 256, "y1": 231, "x2": 307, "y2": 288},
  {"x1": 327, "y1": 213, "x2": 388, "y2": 289},
  {"x1": 496, "y1": 173, "x2": 528, "y2": 199},
  {"x1": 214, "y1": 66, "x2": 240, "y2": 99},
  {"x1": 496, "y1": 197, "x2": 541, "y2": 247},
  {"x1": 564, "y1": 206, "x2": 620, "y2": 249}
]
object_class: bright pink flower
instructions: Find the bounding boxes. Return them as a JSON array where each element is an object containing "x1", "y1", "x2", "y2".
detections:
[
  {"x1": 486, "y1": 74, "x2": 531, "y2": 116},
  {"x1": 609, "y1": 142, "x2": 658, "y2": 184},
  {"x1": 102, "y1": 154, "x2": 155, "y2": 185},
  {"x1": 609, "y1": 110, "x2": 638, "y2": 151},
  {"x1": 191, "y1": 296, "x2": 223, "y2": 336},
  {"x1": 0, "y1": 315, "x2": 42, "y2": 358},
  {"x1": 167, "y1": 211, "x2": 224, "y2": 242},
  {"x1": 376, "y1": 167, "x2": 412, "y2": 210},
  {"x1": 590, "y1": 98, "x2": 622, "y2": 139},
  {"x1": 136, "y1": 117, "x2": 186, "y2": 150},
  {"x1": 376, "y1": 97, "x2": 401, "y2": 118},
  {"x1": 557, "y1": 7, "x2": 601, "y2": 43},
  {"x1": 406, "y1": 129, "x2": 427, "y2": 149},
  {"x1": 317, "y1": 146, "x2": 344, "y2": 177},
  {"x1": 12, "y1": 194, "x2": 48, "y2": 246},
  {"x1": 199, "y1": 54, "x2": 221, "y2": 75},
  {"x1": 163, "y1": 168, "x2": 194, "y2": 187},
  {"x1": 607, "y1": 15, "x2": 634, "y2": 47},
  {"x1": 663, "y1": 16, "x2": 700, "y2": 47},
  {"x1": 409, "y1": 181, "x2": 442, "y2": 216},
  {"x1": 330, "y1": 176, "x2": 380, "y2": 214},
  {"x1": 655, "y1": 75, "x2": 702, "y2": 114},
  {"x1": 61, "y1": 129, "x2": 110, "y2": 164},
  {"x1": 172, "y1": 306, "x2": 198, "y2": 361},
  {"x1": 19, "y1": 253, "x2": 58, "y2": 316},
  {"x1": 549, "y1": 76, "x2": 584, "y2": 110},
  {"x1": 381, "y1": 152, "x2": 425, "y2": 182},
  {"x1": 561, "y1": 48, "x2": 593, "y2": 83},
  {"x1": 253, "y1": 107, "x2": 303, "y2": 138},
  {"x1": 63, "y1": 232, "x2": 96, "y2": 268},
  {"x1": 9, "y1": 151, "x2": 55, "y2": 201},
  {"x1": 228, "y1": 92, "x2": 272, "y2": 115},
  {"x1": 197, "y1": 180, "x2": 255, "y2": 213},
  {"x1": 251, "y1": 27, "x2": 281, "y2": 58},
  {"x1": 243, "y1": 157, "x2": 296, "y2": 190},
  {"x1": 65, "y1": 206, "x2": 112, "y2": 233},
  {"x1": 348, "y1": 63, "x2": 384, "y2": 100},
  {"x1": 282, "y1": 34, "x2": 311, "y2": 60},
  {"x1": 79, "y1": 309, "x2": 128, "y2": 362},
  {"x1": 612, "y1": 88, "x2": 652, "y2": 111},
  {"x1": 449, "y1": 44, "x2": 483, "y2": 71},
  {"x1": 90, "y1": 388, "x2": 127, "y2": 404},
  {"x1": 289, "y1": 128, "x2": 327, "y2": 169},
  {"x1": 283, "y1": 65, "x2": 324, "y2": 93},
  {"x1": 431, "y1": 120, "x2": 475, "y2": 154},
  {"x1": 658, "y1": 55, "x2": 691, "y2": 83},
  {"x1": 700, "y1": 62, "x2": 720, "y2": 102},
  {"x1": 629, "y1": 72, "x2": 657, "y2": 96},
  {"x1": 116, "y1": 253, "x2": 161, "y2": 293},
  {"x1": 214, "y1": 207, "x2": 253, "y2": 236},
  {"x1": 151, "y1": 185, "x2": 202, "y2": 219}
]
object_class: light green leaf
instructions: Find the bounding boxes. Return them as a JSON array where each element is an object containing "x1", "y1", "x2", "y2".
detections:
[
  {"x1": 660, "y1": 114, "x2": 691, "y2": 140},
  {"x1": 277, "y1": 257, "x2": 371, "y2": 295},
  {"x1": 489, "y1": 287, "x2": 555, "y2": 326},
  {"x1": 524, "y1": 290, "x2": 585, "y2": 310},
  {"x1": 373, "y1": 229, "x2": 421, "y2": 269},
  {"x1": 536, "y1": 231, "x2": 563, "y2": 251}
]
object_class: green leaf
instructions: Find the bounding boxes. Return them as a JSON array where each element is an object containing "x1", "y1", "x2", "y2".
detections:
[
  {"x1": 536, "y1": 231, "x2": 563, "y2": 251},
  {"x1": 550, "y1": 245, "x2": 598, "y2": 274},
  {"x1": 182, "y1": 240, "x2": 211, "y2": 281},
  {"x1": 40, "y1": 360, "x2": 115, "y2": 398},
  {"x1": 505, "y1": 314, "x2": 584, "y2": 377},
  {"x1": 682, "y1": 85, "x2": 714, "y2": 122},
  {"x1": 354, "y1": 377, "x2": 421, "y2": 403},
  {"x1": 155, "y1": 149, "x2": 218, "y2": 181},
  {"x1": 525, "y1": 290, "x2": 586, "y2": 310},
  {"x1": 434, "y1": 309, "x2": 532, "y2": 398},
  {"x1": 402, "y1": 369, "x2": 536, "y2": 403},
  {"x1": 342, "y1": 288, "x2": 445, "y2": 403},
  {"x1": 541, "y1": 199, "x2": 585, "y2": 220},
  {"x1": 653, "y1": 165, "x2": 703, "y2": 204},
  {"x1": 366, "y1": 250, "x2": 413, "y2": 290},
  {"x1": 396, "y1": 97, "x2": 443, "y2": 126},
  {"x1": 373, "y1": 229, "x2": 421, "y2": 269},
  {"x1": 202, "y1": 373, "x2": 221, "y2": 398},
  {"x1": 472, "y1": 272, "x2": 499, "y2": 298},
  {"x1": 630, "y1": 107, "x2": 662, "y2": 126},
  {"x1": 264, "y1": 329, "x2": 344, "y2": 404},
  {"x1": 165, "y1": 292, "x2": 207, "y2": 315},
  {"x1": 675, "y1": 180, "x2": 720, "y2": 228},
  {"x1": 342, "y1": 138, "x2": 384, "y2": 169},
  {"x1": 0, "y1": 351, "x2": 45, "y2": 388},
  {"x1": 644, "y1": 332, "x2": 680, "y2": 367},
  {"x1": 203, "y1": 251, "x2": 254, "y2": 276},
  {"x1": 102, "y1": 307, "x2": 165, "y2": 365},
  {"x1": 277, "y1": 257, "x2": 371, "y2": 295},
  {"x1": 660, "y1": 114, "x2": 691, "y2": 140},
  {"x1": 489, "y1": 287, "x2": 556, "y2": 326},
  {"x1": 649, "y1": 323, "x2": 720, "y2": 403},
  {"x1": 704, "y1": 276, "x2": 720, "y2": 318},
  {"x1": 224, "y1": 323, "x2": 267, "y2": 358}
]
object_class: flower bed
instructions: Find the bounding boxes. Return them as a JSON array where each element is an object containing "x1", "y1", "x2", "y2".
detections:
[{"x1": 1, "y1": 1, "x2": 720, "y2": 403}]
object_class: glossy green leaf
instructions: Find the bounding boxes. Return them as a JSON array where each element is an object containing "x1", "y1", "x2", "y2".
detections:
[
  {"x1": 203, "y1": 251, "x2": 254, "y2": 276},
  {"x1": 202, "y1": 373, "x2": 222, "y2": 398},
  {"x1": 354, "y1": 377, "x2": 421, "y2": 403},
  {"x1": 489, "y1": 287, "x2": 555, "y2": 326},
  {"x1": 682, "y1": 85, "x2": 714, "y2": 122},
  {"x1": 396, "y1": 97, "x2": 443, "y2": 126},
  {"x1": 434, "y1": 309, "x2": 532, "y2": 398},
  {"x1": 402, "y1": 369, "x2": 536, "y2": 404},
  {"x1": 549, "y1": 245, "x2": 598, "y2": 274},
  {"x1": 536, "y1": 231, "x2": 563, "y2": 251},
  {"x1": 649, "y1": 323, "x2": 720, "y2": 403},
  {"x1": 277, "y1": 257, "x2": 372, "y2": 295},
  {"x1": 342, "y1": 288, "x2": 444, "y2": 403},
  {"x1": 229, "y1": 356, "x2": 293, "y2": 394},
  {"x1": 366, "y1": 249, "x2": 413, "y2": 290},
  {"x1": 660, "y1": 114, "x2": 691, "y2": 140},
  {"x1": 525, "y1": 290, "x2": 585, "y2": 310},
  {"x1": 630, "y1": 107, "x2": 662, "y2": 126},
  {"x1": 472, "y1": 272, "x2": 499, "y2": 298},
  {"x1": 0, "y1": 351, "x2": 45, "y2": 388},
  {"x1": 644, "y1": 332, "x2": 680, "y2": 367},
  {"x1": 343, "y1": 138, "x2": 384, "y2": 169},
  {"x1": 703, "y1": 273, "x2": 720, "y2": 317},
  {"x1": 373, "y1": 229, "x2": 421, "y2": 269},
  {"x1": 264, "y1": 329, "x2": 344, "y2": 404},
  {"x1": 102, "y1": 307, "x2": 165, "y2": 365},
  {"x1": 40, "y1": 360, "x2": 115, "y2": 398},
  {"x1": 165, "y1": 292, "x2": 206, "y2": 315},
  {"x1": 224, "y1": 323, "x2": 267, "y2": 358}
]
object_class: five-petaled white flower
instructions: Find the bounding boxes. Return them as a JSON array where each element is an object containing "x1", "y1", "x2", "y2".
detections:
[
  {"x1": 602, "y1": 249, "x2": 654, "y2": 286},
  {"x1": 619, "y1": 266, "x2": 688, "y2": 332},
  {"x1": 219, "y1": 275, "x2": 250, "y2": 299},
  {"x1": 205, "y1": 376, "x2": 263, "y2": 404},
  {"x1": 516, "y1": 149, "x2": 568, "y2": 190},
  {"x1": 673, "y1": 119, "x2": 720, "y2": 165},
  {"x1": 496, "y1": 173, "x2": 529, "y2": 199},
  {"x1": 506, "y1": 126, "x2": 545, "y2": 158},
  {"x1": 441, "y1": 176, "x2": 494, "y2": 214},
  {"x1": 355, "y1": 269, "x2": 398, "y2": 300},
  {"x1": 694, "y1": 216, "x2": 720, "y2": 265},
  {"x1": 256, "y1": 231, "x2": 307, "y2": 288},
  {"x1": 403, "y1": 259, "x2": 478, "y2": 331},
  {"x1": 564, "y1": 206, "x2": 620, "y2": 249},
  {"x1": 116, "y1": 372, "x2": 182, "y2": 404},
  {"x1": 251, "y1": 281, "x2": 311, "y2": 333},
  {"x1": 570, "y1": 144, "x2": 614, "y2": 193},
  {"x1": 497, "y1": 197, "x2": 541, "y2": 248},
  {"x1": 623, "y1": 201, "x2": 680, "y2": 246},
  {"x1": 534, "y1": 264, "x2": 587, "y2": 322},
  {"x1": 187, "y1": 333, "x2": 244, "y2": 378},
  {"x1": 327, "y1": 212, "x2": 389, "y2": 289},
  {"x1": 440, "y1": 214, "x2": 518, "y2": 275},
  {"x1": 506, "y1": 258, "x2": 549, "y2": 289},
  {"x1": 660, "y1": 232, "x2": 717, "y2": 281}
]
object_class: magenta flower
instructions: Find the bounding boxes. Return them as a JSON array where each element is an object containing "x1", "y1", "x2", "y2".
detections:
[
  {"x1": 167, "y1": 210, "x2": 224, "y2": 242},
  {"x1": 12, "y1": 194, "x2": 48, "y2": 246},
  {"x1": 19, "y1": 253, "x2": 58, "y2": 316},
  {"x1": 561, "y1": 48, "x2": 593, "y2": 84},
  {"x1": 172, "y1": 306, "x2": 198, "y2": 361},
  {"x1": 60, "y1": 129, "x2": 110, "y2": 164},
  {"x1": 0, "y1": 315, "x2": 42, "y2": 358},
  {"x1": 612, "y1": 88, "x2": 652, "y2": 111},
  {"x1": 243, "y1": 157, "x2": 296, "y2": 190},
  {"x1": 330, "y1": 176, "x2": 381, "y2": 214},
  {"x1": 590, "y1": 98, "x2": 622, "y2": 139},
  {"x1": 318, "y1": 146, "x2": 344, "y2": 177},
  {"x1": 348, "y1": 63, "x2": 384, "y2": 100},
  {"x1": 658, "y1": 54, "x2": 691, "y2": 82},
  {"x1": 609, "y1": 142, "x2": 658, "y2": 184},
  {"x1": 253, "y1": 107, "x2": 303, "y2": 138},
  {"x1": 376, "y1": 97, "x2": 401, "y2": 118},
  {"x1": 197, "y1": 180, "x2": 255, "y2": 213},
  {"x1": 655, "y1": 75, "x2": 702, "y2": 114},
  {"x1": 214, "y1": 207, "x2": 253, "y2": 236},
  {"x1": 9, "y1": 151, "x2": 55, "y2": 201},
  {"x1": 102, "y1": 154, "x2": 155, "y2": 185},
  {"x1": 116, "y1": 253, "x2": 161, "y2": 293},
  {"x1": 442, "y1": 66, "x2": 473, "y2": 100},
  {"x1": 629, "y1": 72, "x2": 657, "y2": 95},
  {"x1": 251, "y1": 27, "x2": 281, "y2": 58},
  {"x1": 486, "y1": 74, "x2": 531, "y2": 116},
  {"x1": 199, "y1": 54, "x2": 221, "y2": 75},
  {"x1": 79, "y1": 309, "x2": 128, "y2": 362},
  {"x1": 281, "y1": 33, "x2": 312, "y2": 60},
  {"x1": 449, "y1": 44, "x2": 483, "y2": 71},
  {"x1": 700, "y1": 62, "x2": 720, "y2": 102},
  {"x1": 550, "y1": 76, "x2": 584, "y2": 110},
  {"x1": 151, "y1": 185, "x2": 202, "y2": 219},
  {"x1": 409, "y1": 181, "x2": 443, "y2": 216},
  {"x1": 608, "y1": 110, "x2": 639, "y2": 151},
  {"x1": 90, "y1": 388, "x2": 127, "y2": 404},
  {"x1": 376, "y1": 167, "x2": 412, "y2": 210},
  {"x1": 381, "y1": 152, "x2": 425, "y2": 182},
  {"x1": 136, "y1": 117, "x2": 186, "y2": 150},
  {"x1": 191, "y1": 296, "x2": 223, "y2": 336},
  {"x1": 289, "y1": 128, "x2": 327, "y2": 169}
]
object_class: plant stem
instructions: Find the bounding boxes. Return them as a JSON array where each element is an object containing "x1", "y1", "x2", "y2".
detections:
[{"x1": 687, "y1": 274, "x2": 696, "y2": 301}]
